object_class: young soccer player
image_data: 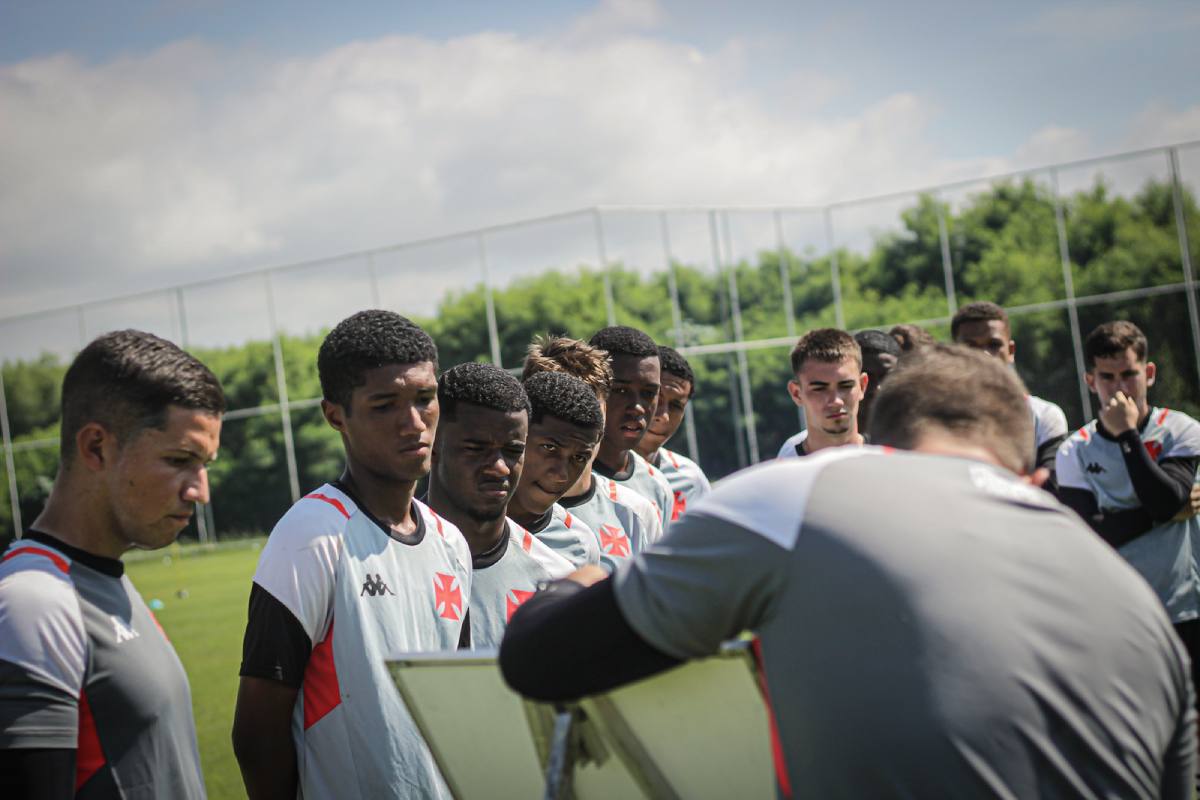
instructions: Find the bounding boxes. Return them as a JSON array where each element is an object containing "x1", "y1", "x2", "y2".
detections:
[
  {"x1": 1055, "y1": 321, "x2": 1200, "y2": 699},
  {"x1": 426, "y1": 363, "x2": 571, "y2": 649},
  {"x1": 0, "y1": 330, "x2": 223, "y2": 799},
  {"x1": 776, "y1": 328, "x2": 868, "y2": 458},
  {"x1": 507, "y1": 371, "x2": 604, "y2": 569},
  {"x1": 952, "y1": 301, "x2": 1068, "y2": 480},
  {"x1": 854, "y1": 329, "x2": 901, "y2": 434},
  {"x1": 634, "y1": 345, "x2": 711, "y2": 521},
  {"x1": 889, "y1": 323, "x2": 936, "y2": 353},
  {"x1": 587, "y1": 326, "x2": 674, "y2": 527},
  {"x1": 502, "y1": 345, "x2": 1195, "y2": 798},
  {"x1": 233, "y1": 311, "x2": 471, "y2": 800},
  {"x1": 522, "y1": 335, "x2": 662, "y2": 572}
]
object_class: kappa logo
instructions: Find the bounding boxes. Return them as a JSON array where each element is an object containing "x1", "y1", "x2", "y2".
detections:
[
  {"x1": 1085, "y1": 463, "x2": 1106, "y2": 474},
  {"x1": 598, "y1": 524, "x2": 631, "y2": 558},
  {"x1": 360, "y1": 573, "x2": 395, "y2": 597},
  {"x1": 505, "y1": 589, "x2": 536, "y2": 622},
  {"x1": 111, "y1": 615, "x2": 139, "y2": 644},
  {"x1": 433, "y1": 573, "x2": 463, "y2": 621}
]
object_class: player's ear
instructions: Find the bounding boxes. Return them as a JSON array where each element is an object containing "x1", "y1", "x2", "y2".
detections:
[
  {"x1": 787, "y1": 379, "x2": 803, "y2": 407},
  {"x1": 1084, "y1": 371, "x2": 1097, "y2": 394},
  {"x1": 1007, "y1": 339, "x2": 1016, "y2": 362},
  {"x1": 321, "y1": 399, "x2": 347, "y2": 433},
  {"x1": 1145, "y1": 361, "x2": 1156, "y2": 387},
  {"x1": 859, "y1": 372, "x2": 869, "y2": 393},
  {"x1": 75, "y1": 422, "x2": 112, "y2": 472}
]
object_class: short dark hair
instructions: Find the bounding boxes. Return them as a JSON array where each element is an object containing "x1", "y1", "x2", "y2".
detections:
[
  {"x1": 869, "y1": 344, "x2": 1033, "y2": 474},
  {"x1": 889, "y1": 324, "x2": 936, "y2": 352},
  {"x1": 855, "y1": 329, "x2": 902, "y2": 359},
  {"x1": 589, "y1": 325, "x2": 658, "y2": 359},
  {"x1": 437, "y1": 362, "x2": 530, "y2": 421},
  {"x1": 657, "y1": 345, "x2": 696, "y2": 398},
  {"x1": 790, "y1": 328, "x2": 861, "y2": 374},
  {"x1": 318, "y1": 310, "x2": 438, "y2": 408},
  {"x1": 522, "y1": 335, "x2": 613, "y2": 399},
  {"x1": 1084, "y1": 320, "x2": 1148, "y2": 368},
  {"x1": 951, "y1": 301, "x2": 1009, "y2": 339},
  {"x1": 59, "y1": 330, "x2": 225, "y2": 462},
  {"x1": 523, "y1": 372, "x2": 603, "y2": 432}
]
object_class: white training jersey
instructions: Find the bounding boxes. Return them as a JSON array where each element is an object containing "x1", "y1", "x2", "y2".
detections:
[
  {"x1": 469, "y1": 519, "x2": 574, "y2": 649},
  {"x1": 651, "y1": 447, "x2": 712, "y2": 521},
  {"x1": 1029, "y1": 394, "x2": 1069, "y2": 449},
  {"x1": 562, "y1": 474, "x2": 663, "y2": 573},
  {"x1": 251, "y1": 485, "x2": 472, "y2": 800},
  {"x1": 776, "y1": 430, "x2": 808, "y2": 460},
  {"x1": 530, "y1": 503, "x2": 600, "y2": 569}
]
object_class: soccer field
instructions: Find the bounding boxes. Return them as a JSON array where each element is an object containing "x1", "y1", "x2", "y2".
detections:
[{"x1": 125, "y1": 539, "x2": 263, "y2": 800}]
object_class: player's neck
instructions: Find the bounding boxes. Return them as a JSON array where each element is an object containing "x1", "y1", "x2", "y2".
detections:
[
  {"x1": 505, "y1": 495, "x2": 544, "y2": 529},
  {"x1": 805, "y1": 427, "x2": 864, "y2": 454},
  {"x1": 595, "y1": 443, "x2": 632, "y2": 477},
  {"x1": 634, "y1": 443, "x2": 660, "y2": 465},
  {"x1": 425, "y1": 484, "x2": 507, "y2": 556},
  {"x1": 338, "y1": 467, "x2": 418, "y2": 534},
  {"x1": 561, "y1": 464, "x2": 594, "y2": 500},
  {"x1": 30, "y1": 474, "x2": 128, "y2": 559}
]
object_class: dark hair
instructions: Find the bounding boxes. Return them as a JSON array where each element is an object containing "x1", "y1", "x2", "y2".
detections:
[
  {"x1": 437, "y1": 362, "x2": 530, "y2": 421},
  {"x1": 869, "y1": 343, "x2": 1033, "y2": 474},
  {"x1": 589, "y1": 325, "x2": 658, "y2": 359},
  {"x1": 59, "y1": 330, "x2": 225, "y2": 462},
  {"x1": 790, "y1": 328, "x2": 861, "y2": 374},
  {"x1": 951, "y1": 301, "x2": 1009, "y2": 339},
  {"x1": 1084, "y1": 320, "x2": 1148, "y2": 368},
  {"x1": 318, "y1": 310, "x2": 438, "y2": 408},
  {"x1": 855, "y1": 329, "x2": 902, "y2": 359},
  {"x1": 889, "y1": 324, "x2": 936, "y2": 352},
  {"x1": 522, "y1": 335, "x2": 613, "y2": 399},
  {"x1": 523, "y1": 371, "x2": 604, "y2": 431},
  {"x1": 657, "y1": 345, "x2": 696, "y2": 398}
]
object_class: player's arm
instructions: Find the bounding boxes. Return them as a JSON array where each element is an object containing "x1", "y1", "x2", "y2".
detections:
[
  {"x1": 0, "y1": 747, "x2": 75, "y2": 800},
  {"x1": 1034, "y1": 433, "x2": 1066, "y2": 483},
  {"x1": 1114, "y1": 432, "x2": 1197, "y2": 522},
  {"x1": 1054, "y1": 437, "x2": 1155, "y2": 548}
]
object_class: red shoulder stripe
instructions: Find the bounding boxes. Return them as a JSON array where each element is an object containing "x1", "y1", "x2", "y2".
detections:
[
  {"x1": 1078, "y1": 427, "x2": 1090, "y2": 441},
  {"x1": 607, "y1": 480, "x2": 618, "y2": 501},
  {"x1": 305, "y1": 493, "x2": 350, "y2": 519},
  {"x1": 3, "y1": 546, "x2": 69, "y2": 574},
  {"x1": 1158, "y1": 408, "x2": 1170, "y2": 426},
  {"x1": 563, "y1": 512, "x2": 573, "y2": 529},
  {"x1": 429, "y1": 508, "x2": 445, "y2": 537},
  {"x1": 303, "y1": 619, "x2": 342, "y2": 730},
  {"x1": 521, "y1": 530, "x2": 533, "y2": 552},
  {"x1": 666, "y1": 450, "x2": 681, "y2": 469}
]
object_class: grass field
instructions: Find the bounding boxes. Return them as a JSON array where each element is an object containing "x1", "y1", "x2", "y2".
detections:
[{"x1": 125, "y1": 539, "x2": 263, "y2": 800}]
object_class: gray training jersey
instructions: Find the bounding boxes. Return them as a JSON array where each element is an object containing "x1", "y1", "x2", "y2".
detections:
[
  {"x1": 604, "y1": 451, "x2": 672, "y2": 532},
  {"x1": 613, "y1": 448, "x2": 1195, "y2": 799},
  {"x1": 0, "y1": 535, "x2": 206, "y2": 799},
  {"x1": 650, "y1": 447, "x2": 711, "y2": 521},
  {"x1": 1056, "y1": 407, "x2": 1200, "y2": 623},
  {"x1": 1029, "y1": 393, "x2": 1068, "y2": 449},
  {"x1": 563, "y1": 474, "x2": 662, "y2": 574},
  {"x1": 531, "y1": 503, "x2": 600, "y2": 569},
  {"x1": 469, "y1": 519, "x2": 573, "y2": 649}
]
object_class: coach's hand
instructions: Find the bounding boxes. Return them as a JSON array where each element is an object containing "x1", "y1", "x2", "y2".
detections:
[
  {"x1": 566, "y1": 565, "x2": 608, "y2": 588},
  {"x1": 1099, "y1": 390, "x2": 1139, "y2": 435},
  {"x1": 1172, "y1": 484, "x2": 1200, "y2": 522}
]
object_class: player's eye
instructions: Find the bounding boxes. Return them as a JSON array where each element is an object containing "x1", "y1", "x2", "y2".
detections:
[{"x1": 540, "y1": 443, "x2": 556, "y2": 452}]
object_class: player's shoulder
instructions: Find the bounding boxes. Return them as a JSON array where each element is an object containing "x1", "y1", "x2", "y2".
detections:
[
  {"x1": 604, "y1": 474, "x2": 657, "y2": 516},
  {"x1": 270, "y1": 483, "x2": 358, "y2": 542},
  {"x1": 507, "y1": 519, "x2": 573, "y2": 576},
  {"x1": 775, "y1": 430, "x2": 807, "y2": 460},
  {"x1": 1028, "y1": 394, "x2": 1068, "y2": 427},
  {"x1": 416, "y1": 497, "x2": 472, "y2": 569},
  {"x1": 662, "y1": 448, "x2": 705, "y2": 476},
  {"x1": 0, "y1": 539, "x2": 80, "y2": 608},
  {"x1": 634, "y1": 451, "x2": 672, "y2": 489},
  {"x1": 552, "y1": 503, "x2": 595, "y2": 535},
  {"x1": 1152, "y1": 407, "x2": 1200, "y2": 436},
  {"x1": 0, "y1": 540, "x2": 87, "y2": 689},
  {"x1": 1061, "y1": 420, "x2": 1099, "y2": 448}
]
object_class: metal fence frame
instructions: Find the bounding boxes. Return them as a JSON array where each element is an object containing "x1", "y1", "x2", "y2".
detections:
[{"x1": 3, "y1": 140, "x2": 1199, "y2": 539}]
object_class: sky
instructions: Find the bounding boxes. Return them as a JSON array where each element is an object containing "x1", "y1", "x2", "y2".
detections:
[{"x1": 2, "y1": 0, "x2": 1199, "y2": 352}]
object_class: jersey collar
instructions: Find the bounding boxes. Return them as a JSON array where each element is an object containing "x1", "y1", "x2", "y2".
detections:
[{"x1": 23, "y1": 529, "x2": 124, "y2": 577}]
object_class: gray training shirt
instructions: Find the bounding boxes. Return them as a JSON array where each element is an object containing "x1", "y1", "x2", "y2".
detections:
[{"x1": 612, "y1": 447, "x2": 1196, "y2": 799}]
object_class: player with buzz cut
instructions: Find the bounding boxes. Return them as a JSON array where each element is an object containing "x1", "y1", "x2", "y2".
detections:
[
  {"x1": 232, "y1": 310, "x2": 472, "y2": 800},
  {"x1": 587, "y1": 325, "x2": 674, "y2": 527},
  {"x1": 507, "y1": 371, "x2": 604, "y2": 569},
  {"x1": 854, "y1": 329, "x2": 901, "y2": 434},
  {"x1": 777, "y1": 328, "x2": 868, "y2": 459},
  {"x1": 522, "y1": 335, "x2": 662, "y2": 573},
  {"x1": 952, "y1": 301, "x2": 1068, "y2": 482},
  {"x1": 425, "y1": 362, "x2": 572, "y2": 649},
  {"x1": 634, "y1": 345, "x2": 711, "y2": 521},
  {"x1": 0, "y1": 330, "x2": 222, "y2": 799},
  {"x1": 1055, "y1": 320, "x2": 1200, "y2": 713}
]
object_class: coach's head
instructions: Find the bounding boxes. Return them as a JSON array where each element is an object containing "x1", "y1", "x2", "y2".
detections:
[{"x1": 868, "y1": 343, "x2": 1034, "y2": 477}]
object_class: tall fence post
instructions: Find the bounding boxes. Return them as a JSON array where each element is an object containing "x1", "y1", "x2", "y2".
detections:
[
  {"x1": 935, "y1": 196, "x2": 959, "y2": 316},
  {"x1": 721, "y1": 212, "x2": 761, "y2": 464},
  {"x1": 0, "y1": 368, "x2": 22, "y2": 539},
  {"x1": 709, "y1": 211, "x2": 749, "y2": 469},
  {"x1": 774, "y1": 210, "x2": 804, "y2": 433},
  {"x1": 823, "y1": 208, "x2": 847, "y2": 329},
  {"x1": 476, "y1": 234, "x2": 504, "y2": 367},
  {"x1": 1167, "y1": 147, "x2": 1200, "y2": 388},
  {"x1": 594, "y1": 210, "x2": 618, "y2": 327},
  {"x1": 659, "y1": 213, "x2": 700, "y2": 463},
  {"x1": 264, "y1": 272, "x2": 302, "y2": 508},
  {"x1": 1050, "y1": 168, "x2": 1094, "y2": 421}
]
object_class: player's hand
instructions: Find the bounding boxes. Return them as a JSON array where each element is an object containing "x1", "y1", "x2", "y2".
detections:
[
  {"x1": 1172, "y1": 484, "x2": 1200, "y2": 522},
  {"x1": 1098, "y1": 391, "x2": 1139, "y2": 435},
  {"x1": 565, "y1": 565, "x2": 608, "y2": 588}
]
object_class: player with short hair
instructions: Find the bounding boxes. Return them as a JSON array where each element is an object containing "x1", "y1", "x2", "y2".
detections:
[
  {"x1": 426, "y1": 363, "x2": 571, "y2": 649},
  {"x1": 587, "y1": 326, "x2": 674, "y2": 527},
  {"x1": 634, "y1": 345, "x2": 711, "y2": 521},
  {"x1": 776, "y1": 328, "x2": 868, "y2": 458},
  {"x1": 1055, "y1": 321, "x2": 1200, "y2": 700},
  {"x1": 501, "y1": 344, "x2": 1195, "y2": 798},
  {"x1": 522, "y1": 335, "x2": 662, "y2": 572},
  {"x1": 952, "y1": 301, "x2": 1069, "y2": 480},
  {"x1": 0, "y1": 330, "x2": 223, "y2": 799},
  {"x1": 507, "y1": 371, "x2": 604, "y2": 569},
  {"x1": 889, "y1": 322, "x2": 936, "y2": 353},
  {"x1": 233, "y1": 310, "x2": 471, "y2": 800},
  {"x1": 853, "y1": 329, "x2": 901, "y2": 434}
]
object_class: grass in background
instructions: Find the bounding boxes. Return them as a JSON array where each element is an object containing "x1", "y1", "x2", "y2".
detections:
[{"x1": 125, "y1": 539, "x2": 263, "y2": 800}]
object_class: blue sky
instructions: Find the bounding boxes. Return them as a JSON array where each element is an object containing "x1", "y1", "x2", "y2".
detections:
[{"x1": 1, "y1": 0, "x2": 1198, "y2": 343}]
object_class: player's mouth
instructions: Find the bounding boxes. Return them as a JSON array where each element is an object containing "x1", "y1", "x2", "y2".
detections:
[
  {"x1": 397, "y1": 440, "x2": 431, "y2": 456},
  {"x1": 478, "y1": 481, "x2": 511, "y2": 498},
  {"x1": 619, "y1": 421, "x2": 645, "y2": 440}
]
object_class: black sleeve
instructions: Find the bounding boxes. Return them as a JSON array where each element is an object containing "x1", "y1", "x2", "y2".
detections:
[
  {"x1": 1056, "y1": 486, "x2": 1157, "y2": 549},
  {"x1": 499, "y1": 578, "x2": 682, "y2": 702},
  {"x1": 1116, "y1": 432, "x2": 1197, "y2": 522},
  {"x1": 239, "y1": 583, "x2": 313, "y2": 688},
  {"x1": 1036, "y1": 434, "x2": 1067, "y2": 475},
  {"x1": 458, "y1": 610, "x2": 472, "y2": 650},
  {"x1": 0, "y1": 748, "x2": 75, "y2": 800}
]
